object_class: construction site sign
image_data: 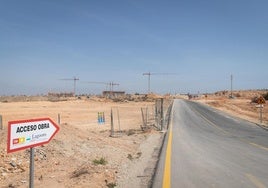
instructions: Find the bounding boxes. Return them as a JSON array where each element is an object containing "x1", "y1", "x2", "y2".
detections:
[
  {"x1": 257, "y1": 96, "x2": 266, "y2": 104},
  {"x1": 7, "y1": 118, "x2": 59, "y2": 153}
]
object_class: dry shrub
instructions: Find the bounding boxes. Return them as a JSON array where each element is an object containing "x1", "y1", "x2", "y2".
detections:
[
  {"x1": 251, "y1": 96, "x2": 259, "y2": 103},
  {"x1": 262, "y1": 92, "x2": 268, "y2": 100},
  {"x1": 235, "y1": 93, "x2": 241, "y2": 98}
]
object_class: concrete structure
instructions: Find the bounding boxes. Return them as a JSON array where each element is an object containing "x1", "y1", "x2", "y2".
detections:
[{"x1": 102, "y1": 91, "x2": 125, "y2": 99}]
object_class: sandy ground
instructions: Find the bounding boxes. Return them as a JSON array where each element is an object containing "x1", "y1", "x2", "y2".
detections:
[
  {"x1": 1, "y1": 91, "x2": 266, "y2": 187},
  {"x1": 197, "y1": 96, "x2": 268, "y2": 128},
  {"x1": 0, "y1": 98, "x2": 165, "y2": 188}
]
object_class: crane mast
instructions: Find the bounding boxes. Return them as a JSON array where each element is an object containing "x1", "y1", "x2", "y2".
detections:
[{"x1": 142, "y1": 72, "x2": 177, "y2": 94}]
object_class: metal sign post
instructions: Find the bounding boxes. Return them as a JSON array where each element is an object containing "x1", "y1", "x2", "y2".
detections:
[
  {"x1": 256, "y1": 96, "x2": 266, "y2": 124},
  {"x1": 256, "y1": 104, "x2": 264, "y2": 124},
  {"x1": 30, "y1": 147, "x2": 34, "y2": 188},
  {"x1": 260, "y1": 105, "x2": 263, "y2": 124},
  {"x1": 7, "y1": 118, "x2": 59, "y2": 187}
]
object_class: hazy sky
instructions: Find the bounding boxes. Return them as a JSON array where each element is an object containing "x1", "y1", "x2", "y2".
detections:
[{"x1": 1, "y1": 0, "x2": 268, "y2": 95}]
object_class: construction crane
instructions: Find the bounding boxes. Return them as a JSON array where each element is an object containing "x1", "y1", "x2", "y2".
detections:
[
  {"x1": 143, "y1": 72, "x2": 177, "y2": 94},
  {"x1": 82, "y1": 81, "x2": 119, "y2": 92},
  {"x1": 59, "y1": 77, "x2": 79, "y2": 96}
]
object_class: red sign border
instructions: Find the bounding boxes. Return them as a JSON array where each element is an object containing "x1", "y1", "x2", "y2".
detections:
[{"x1": 7, "y1": 118, "x2": 60, "y2": 153}]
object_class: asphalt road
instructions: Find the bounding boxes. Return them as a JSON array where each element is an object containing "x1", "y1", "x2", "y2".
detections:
[{"x1": 153, "y1": 99, "x2": 268, "y2": 188}]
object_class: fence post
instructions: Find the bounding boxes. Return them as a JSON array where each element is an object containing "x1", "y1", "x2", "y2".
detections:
[
  {"x1": 146, "y1": 107, "x2": 148, "y2": 126},
  {"x1": 110, "y1": 108, "x2": 114, "y2": 137},
  {"x1": 117, "y1": 108, "x2": 121, "y2": 132},
  {"x1": 155, "y1": 101, "x2": 157, "y2": 122},
  {"x1": 141, "y1": 108, "x2": 145, "y2": 130},
  {"x1": 160, "y1": 98, "x2": 164, "y2": 131},
  {"x1": 0, "y1": 115, "x2": 2, "y2": 130},
  {"x1": 155, "y1": 100, "x2": 160, "y2": 130},
  {"x1": 58, "y1": 113, "x2": 61, "y2": 125}
]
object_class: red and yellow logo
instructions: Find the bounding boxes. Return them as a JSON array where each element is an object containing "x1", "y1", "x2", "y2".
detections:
[{"x1": 13, "y1": 137, "x2": 26, "y2": 145}]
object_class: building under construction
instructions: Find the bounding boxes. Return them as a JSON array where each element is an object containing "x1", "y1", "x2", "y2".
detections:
[
  {"x1": 48, "y1": 92, "x2": 74, "y2": 97},
  {"x1": 102, "y1": 91, "x2": 125, "y2": 99}
]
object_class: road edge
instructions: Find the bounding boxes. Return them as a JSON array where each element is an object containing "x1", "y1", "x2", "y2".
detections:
[{"x1": 149, "y1": 100, "x2": 174, "y2": 188}]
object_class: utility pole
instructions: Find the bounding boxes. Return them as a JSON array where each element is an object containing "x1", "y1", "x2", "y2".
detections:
[{"x1": 231, "y1": 74, "x2": 233, "y2": 98}]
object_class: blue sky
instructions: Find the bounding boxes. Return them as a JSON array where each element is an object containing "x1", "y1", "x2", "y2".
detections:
[{"x1": 1, "y1": 0, "x2": 268, "y2": 95}]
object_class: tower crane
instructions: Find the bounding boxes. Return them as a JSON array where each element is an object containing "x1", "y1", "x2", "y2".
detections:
[
  {"x1": 142, "y1": 72, "x2": 177, "y2": 94},
  {"x1": 82, "y1": 81, "x2": 119, "y2": 92},
  {"x1": 59, "y1": 76, "x2": 79, "y2": 96}
]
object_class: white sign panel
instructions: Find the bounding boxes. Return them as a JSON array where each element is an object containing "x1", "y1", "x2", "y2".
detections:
[{"x1": 7, "y1": 118, "x2": 59, "y2": 153}]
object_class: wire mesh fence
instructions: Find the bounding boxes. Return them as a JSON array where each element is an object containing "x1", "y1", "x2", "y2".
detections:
[
  {"x1": 110, "y1": 104, "x2": 155, "y2": 137},
  {"x1": 110, "y1": 99, "x2": 173, "y2": 137},
  {"x1": 141, "y1": 105, "x2": 155, "y2": 130}
]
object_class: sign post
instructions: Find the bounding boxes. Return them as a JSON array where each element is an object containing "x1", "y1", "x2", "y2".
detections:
[
  {"x1": 256, "y1": 104, "x2": 264, "y2": 124},
  {"x1": 7, "y1": 118, "x2": 59, "y2": 187},
  {"x1": 256, "y1": 96, "x2": 266, "y2": 124},
  {"x1": 30, "y1": 147, "x2": 34, "y2": 188},
  {"x1": 260, "y1": 106, "x2": 263, "y2": 124}
]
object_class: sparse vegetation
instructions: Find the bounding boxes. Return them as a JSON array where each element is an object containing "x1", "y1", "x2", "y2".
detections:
[
  {"x1": 93, "y1": 157, "x2": 107, "y2": 165},
  {"x1": 107, "y1": 182, "x2": 117, "y2": 188},
  {"x1": 251, "y1": 96, "x2": 259, "y2": 103},
  {"x1": 127, "y1": 154, "x2": 133, "y2": 160},
  {"x1": 262, "y1": 92, "x2": 268, "y2": 100},
  {"x1": 0, "y1": 95, "x2": 160, "y2": 187},
  {"x1": 234, "y1": 93, "x2": 241, "y2": 98},
  {"x1": 136, "y1": 152, "x2": 142, "y2": 158}
]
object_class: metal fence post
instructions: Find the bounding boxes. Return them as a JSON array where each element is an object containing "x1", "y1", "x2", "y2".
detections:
[
  {"x1": 58, "y1": 113, "x2": 61, "y2": 125},
  {"x1": 110, "y1": 108, "x2": 114, "y2": 137},
  {"x1": 0, "y1": 115, "x2": 2, "y2": 130},
  {"x1": 141, "y1": 108, "x2": 146, "y2": 130},
  {"x1": 155, "y1": 99, "x2": 160, "y2": 130},
  {"x1": 160, "y1": 98, "x2": 164, "y2": 131},
  {"x1": 117, "y1": 108, "x2": 121, "y2": 132}
]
